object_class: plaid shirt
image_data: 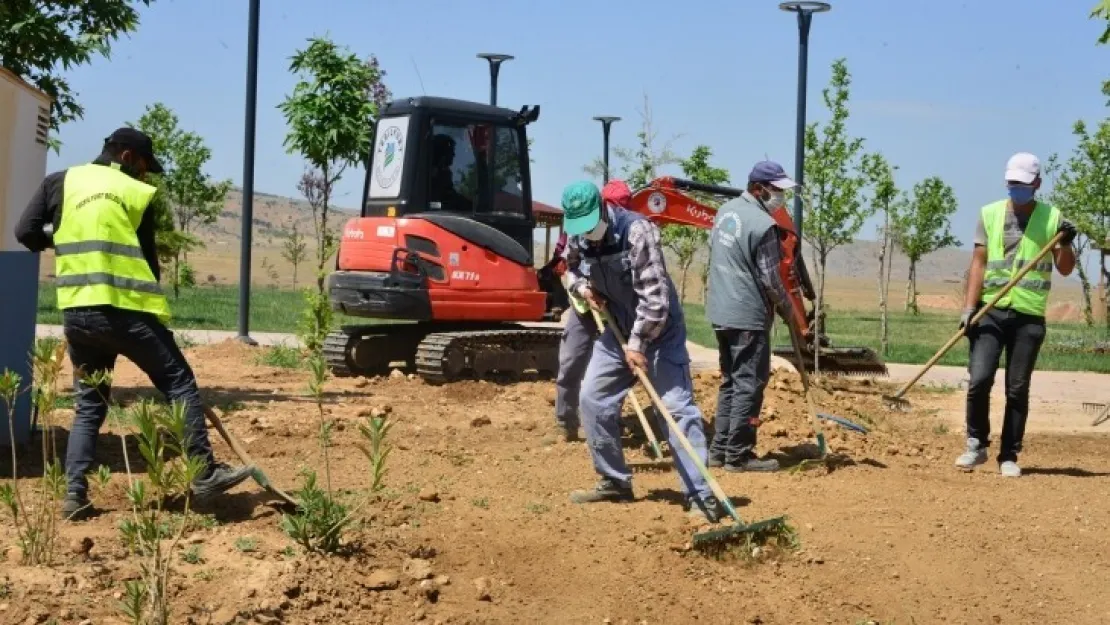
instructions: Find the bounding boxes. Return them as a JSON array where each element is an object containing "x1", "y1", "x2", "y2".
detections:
[
  {"x1": 566, "y1": 209, "x2": 671, "y2": 353},
  {"x1": 754, "y1": 227, "x2": 796, "y2": 326}
]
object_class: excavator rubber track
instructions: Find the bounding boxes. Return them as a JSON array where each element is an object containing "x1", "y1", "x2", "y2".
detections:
[
  {"x1": 772, "y1": 345, "x2": 889, "y2": 377},
  {"x1": 415, "y1": 328, "x2": 561, "y2": 384}
]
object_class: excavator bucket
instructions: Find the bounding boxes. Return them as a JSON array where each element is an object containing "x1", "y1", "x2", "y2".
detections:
[{"x1": 772, "y1": 344, "x2": 889, "y2": 377}]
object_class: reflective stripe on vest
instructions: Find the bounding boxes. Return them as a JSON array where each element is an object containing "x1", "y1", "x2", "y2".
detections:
[
  {"x1": 979, "y1": 199, "x2": 1060, "y2": 317},
  {"x1": 53, "y1": 163, "x2": 171, "y2": 323}
]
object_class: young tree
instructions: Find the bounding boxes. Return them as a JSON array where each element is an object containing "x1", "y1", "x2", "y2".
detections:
[
  {"x1": 801, "y1": 58, "x2": 873, "y2": 353},
  {"x1": 672, "y1": 145, "x2": 730, "y2": 303},
  {"x1": 278, "y1": 36, "x2": 388, "y2": 353},
  {"x1": 281, "y1": 222, "x2": 309, "y2": 290},
  {"x1": 132, "y1": 103, "x2": 230, "y2": 298},
  {"x1": 1, "y1": 1, "x2": 156, "y2": 148},
  {"x1": 582, "y1": 93, "x2": 680, "y2": 188},
  {"x1": 861, "y1": 153, "x2": 904, "y2": 355},
  {"x1": 898, "y1": 177, "x2": 960, "y2": 315},
  {"x1": 1048, "y1": 89, "x2": 1110, "y2": 329}
]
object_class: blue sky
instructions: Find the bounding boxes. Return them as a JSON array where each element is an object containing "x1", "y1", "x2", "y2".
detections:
[{"x1": 48, "y1": 0, "x2": 1109, "y2": 253}]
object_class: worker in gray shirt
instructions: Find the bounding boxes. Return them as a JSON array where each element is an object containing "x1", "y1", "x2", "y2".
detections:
[{"x1": 705, "y1": 161, "x2": 799, "y2": 472}]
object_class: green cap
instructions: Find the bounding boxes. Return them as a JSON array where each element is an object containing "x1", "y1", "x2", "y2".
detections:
[{"x1": 561, "y1": 181, "x2": 602, "y2": 236}]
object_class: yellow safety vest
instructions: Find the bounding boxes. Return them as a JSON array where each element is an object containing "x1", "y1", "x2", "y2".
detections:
[
  {"x1": 53, "y1": 163, "x2": 171, "y2": 323},
  {"x1": 980, "y1": 199, "x2": 1060, "y2": 317}
]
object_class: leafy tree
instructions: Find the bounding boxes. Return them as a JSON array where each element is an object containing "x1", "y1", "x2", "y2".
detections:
[
  {"x1": 131, "y1": 103, "x2": 230, "y2": 298},
  {"x1": 278, "y1": 36, "x2": 388, "y2": 354},
  {"x1": 1, "y1": 1, "x2": 155, "y2": 148},
  {"x1": 897, "y1": 177, "x2": 960, "y2": 315},
  {"x1": 670, "y1": 145, "x2": 730, "y2": 303},
  {"x1": 1046, "y1": 86, "x2": 1110, "y2": 329},
  {"x1": 861, "y1": 153, "x2": 904, "y2": 355},
  {"x1": 281, "y1": 222, "x2": 309, "y2": 290},
  {"x1": 582, "y1": 93, "x2": 680, "y2": 188},
  {"x1": 1092, "y1": 0, "x2": 1110, "y2": 44},
  {"x1": 801, "y1": 58, "x2": 873, "y2": 357}
]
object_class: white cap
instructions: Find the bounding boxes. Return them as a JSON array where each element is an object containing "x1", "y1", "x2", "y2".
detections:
[{"x1": 1005, "y1": 152, "x2": 1040, "y2": 184}]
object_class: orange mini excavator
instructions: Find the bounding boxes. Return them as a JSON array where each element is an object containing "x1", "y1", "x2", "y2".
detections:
[
  {"x1": 325, "y1": 96, "x2": 885, "y2": 382},
  {"x1": 627, "y1": 176, "x2": 888, "y2": 377}
]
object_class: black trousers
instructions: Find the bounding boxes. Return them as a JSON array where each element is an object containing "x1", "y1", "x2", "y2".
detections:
[
  {"x1": 965, "y1": 307, "x2": 1047, "y2": 463},
  {"x1": 62, "y1": 306, "x2": 215, "y2": 496},
  {"x1": 710, "y1": 327, "x2": 770, "y2": 464}
]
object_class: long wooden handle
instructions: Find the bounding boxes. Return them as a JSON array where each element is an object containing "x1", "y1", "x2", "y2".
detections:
[
  {"x1": 203, "y1": 406, "x2": 299, "y2": 507},
  {"x1": 598, "y1": 311, "x2": 741, "y2": 522},
  {"x1": 891, "y1": 231, "x2": 1065, "y2": 399},
  {"x1": 590, "y1": 309, "x2": 664, "y2": 458}
]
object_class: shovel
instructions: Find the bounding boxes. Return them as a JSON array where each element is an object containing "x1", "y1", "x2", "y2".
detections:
[
  {"x1": 597, "y1": 309, "x2": 788, "y2": 551},
  {"x1": 203, "y1": 405, "x2": 299, "y2": 508},
  {"x1": 883, "y1": 231, "x2": 1066, "y2": 411},
  {"x1": 589, "y1": 309, "x2": 670, "y2": 470}
]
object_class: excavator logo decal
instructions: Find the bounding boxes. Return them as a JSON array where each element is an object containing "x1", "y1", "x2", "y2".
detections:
[{"x1": 647, "y1": 192, "x2": 666, "y2": 214}]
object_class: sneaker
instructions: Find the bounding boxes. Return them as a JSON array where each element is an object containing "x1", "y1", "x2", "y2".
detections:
[
  {"x1": 724, "y1": 457, "x2": 780, "y2": 473},
  {"x1": 687, "y1": 495, "x2": 723, "y2": 523},
  {"x1": 569, "y1": 478, "x2": 634, "y2": 504},
  {"x1": 999, "y1": 461, "x2": 1021, "y2": 477},
  {"x1": 60, "y1": 493, "x2": 93, "y2": 521},
  {"x1": 191, "y1": 462, "x2": 256, "y2": 499},
  {"x1": 954, "y1": 438, "x2": 988, "y2": 471}
]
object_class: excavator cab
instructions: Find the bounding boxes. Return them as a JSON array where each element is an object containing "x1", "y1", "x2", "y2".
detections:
[{"x1": 325, "y1": 97, "x2": 561, "y2": 382}]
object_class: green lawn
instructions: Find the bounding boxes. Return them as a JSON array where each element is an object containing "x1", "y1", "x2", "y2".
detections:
[
  {"x1": 36, "y1": 284, "x2": 1109, "y2": 373},
  {"x1": 684, "y1": 303, "x2": 1110, "y2": 373}
]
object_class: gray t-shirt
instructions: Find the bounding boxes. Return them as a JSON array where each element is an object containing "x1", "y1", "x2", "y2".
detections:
[{"x1": 973, "y1": 204, "x2": 1031, "y2": 255}]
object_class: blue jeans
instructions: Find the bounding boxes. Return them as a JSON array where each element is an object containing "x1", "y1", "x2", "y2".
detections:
[
  {"x1": 62, "y1": 307, "x2": 216, "y2": 497},
  {"x1": 578, "y1": 331, "x2": 712, "y2": 501},
  {"x1": 554, "y1": 310, "x2": 597, "y2": 429}
]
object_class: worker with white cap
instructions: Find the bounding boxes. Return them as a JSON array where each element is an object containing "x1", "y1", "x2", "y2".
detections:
[{"x1": 954, "y1": 152, "x2": 1077, "y2": 477}]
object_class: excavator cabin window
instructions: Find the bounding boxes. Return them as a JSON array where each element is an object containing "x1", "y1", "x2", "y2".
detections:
[{"x1": 426, "y1": 121, "x2": 526, "y2": 219}]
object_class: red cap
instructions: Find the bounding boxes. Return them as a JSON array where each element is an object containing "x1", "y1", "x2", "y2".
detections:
[{"x1": 601, "y1": 179, "x2": 632, "y2": 207}]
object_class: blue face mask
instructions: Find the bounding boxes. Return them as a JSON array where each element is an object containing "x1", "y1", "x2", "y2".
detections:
[{"x1": 1007, "y1": 184, "x2": 1035, "y2": 205}]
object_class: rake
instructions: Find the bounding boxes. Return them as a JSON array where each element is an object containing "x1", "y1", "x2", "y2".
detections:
[
  {"x1": 1089, "y1": 402, "x2": 1110, "y2": 427},
  {"x1": 883, "y1": 231, "x2": 1066, "y2": 411},
  {"x1": 203, "y1": 405, "x2": 299, "y2": 508},
  {"x1": 597, "y1": 309, "x2": 789, "y2": 551}
]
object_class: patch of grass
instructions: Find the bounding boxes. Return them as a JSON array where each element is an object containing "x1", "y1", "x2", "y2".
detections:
[
  {"x1": 471, "y1": 497, "x2": 489, "y2": 509},
  {"x1": 194, "y1": 569, "x2": 214, "y2": 582},
  {"x1": 684, "y1": 303, "x2": 1109, "y2": 373},
  {"x1": 180, "y1": 545, "x2": 203, "y2": 565},
  {"x1": 526, "y1": 502, "x2": 550, "y2": 515},
  {"x1": 52, "y1": 393, "x2": 75, "y2": 410},
  {"x1": 234, "y1": 536, "x2": 259, "y2": 553},
  {"x1": 281, "y1": 546, "x2": 296, "y2": 559},
  {"x1": 217, "y1": 400, "x2": 248, "y2": 413},
  {"x1": 0, "y1": 581, "x2": 10, "y2": 598},
  {"x1": 933, "y1": 423, "x2": 950, "y2": 435},
  {"x1": 256, "y1": 344, "x2": 304, "y2": 369}
]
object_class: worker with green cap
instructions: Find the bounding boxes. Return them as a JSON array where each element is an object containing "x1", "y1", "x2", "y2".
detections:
[{"x1": 561, "y1": 180, "x2": 721, "y2": 523}]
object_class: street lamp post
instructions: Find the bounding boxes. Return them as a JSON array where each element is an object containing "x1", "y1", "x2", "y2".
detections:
[
  {"x1": 476, "y1": 53, "x2": 514, "y2": 106},
  {"x1": 592, "y1": 116, "x2": 621, "y2": 183},
  {"x1": 237, "y1": 0, "x2": 261, "y2": 345},
  {"x1": 779, "y1": 1, "x2": 831, "y2": 240}
]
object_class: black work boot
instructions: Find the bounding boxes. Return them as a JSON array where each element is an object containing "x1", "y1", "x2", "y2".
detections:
[
  {"x1": 191, "y1": 462, "x2": 256, "y2": 499},
  {"x1": 569, "y1": 478, "x2": 634, "y2": 504},
  {"x1": 707, "y1": 454, "x2": 725, "y2": 468},
  {"x1": 60, "y1": 492, "x2": 93, "y2": 521},
  {"x1": 558, "y1": 421, "x2": 582, "y2": 443},
  {"x1": 724, "y1": 455, "x2": 780, "y2": 473},
  {"x1": 687, "y1": 495, "x2": 723, "y2": 524}
]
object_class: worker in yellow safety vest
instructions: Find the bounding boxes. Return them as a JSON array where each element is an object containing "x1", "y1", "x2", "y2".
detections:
[
  {"x1": 954, "y1": 152, "x2": 1077, "y2": 477},
  {"x1": 14, "y1": 128, "x2": 255, "y2": 520}
]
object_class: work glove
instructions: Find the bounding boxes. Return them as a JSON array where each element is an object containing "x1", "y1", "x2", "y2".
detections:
[
  {"x1": 1057, "y1": 219, "x2": 1077, "y2": 246},
  {"x1": 958, "y1": 307, "x2": 976, "y2": 331}
]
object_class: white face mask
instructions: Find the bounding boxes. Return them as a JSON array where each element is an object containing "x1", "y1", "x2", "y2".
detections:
[
  {"x1": 584, "y1": 218, "x2": 608, "y2": 242},
  {"x1": 763, "y1": 188, "x2": 786, "y2": 211}
]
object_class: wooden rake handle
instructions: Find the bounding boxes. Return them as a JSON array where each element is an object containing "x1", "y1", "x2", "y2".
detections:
[
  {"x1": 597, "y1": 309, "x2": 741, "y2": 522},
  {"x1": 891, "y1": 231, "x2": 1065, "y2": 400},
  {"x1": 590, "y1": 309, "x2": 665, "y2": 459}
]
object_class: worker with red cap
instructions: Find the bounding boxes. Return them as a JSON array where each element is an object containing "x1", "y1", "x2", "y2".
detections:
[{"x1": 552, "y1": 180, "x2": 633, "y2": 442}]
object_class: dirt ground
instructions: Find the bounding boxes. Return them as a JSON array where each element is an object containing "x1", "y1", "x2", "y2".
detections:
[{"x1": 2, "y1": 341, "x2": 1109, "y2": 625}]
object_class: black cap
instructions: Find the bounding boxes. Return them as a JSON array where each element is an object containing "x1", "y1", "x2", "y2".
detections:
[{"x1": 104, "y1": 127, "x2": 164, "y2": 174}]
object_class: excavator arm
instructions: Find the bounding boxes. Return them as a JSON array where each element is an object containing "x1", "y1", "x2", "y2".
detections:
[{"x1": 625, "y1": 177, "x2": 887, "y2": 377}]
